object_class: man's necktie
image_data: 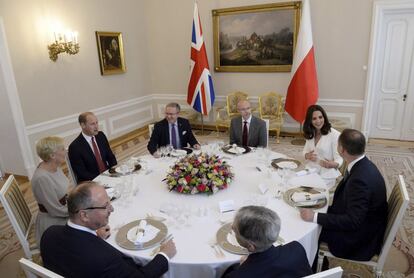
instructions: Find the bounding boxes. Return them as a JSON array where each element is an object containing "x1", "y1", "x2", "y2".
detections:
[
  {"x1": 171, "y1": 124, "x2": 178, "y2": 149},
  {"x1": 92, "y1": 137, "x2": 106, "y2": 173},
  {"x1": 242, "y1": 121, "x2": 248, "y2": 146}
]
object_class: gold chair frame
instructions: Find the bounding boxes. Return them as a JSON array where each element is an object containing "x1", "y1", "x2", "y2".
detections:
[{"x1": 258, "y1": 92, "x2": 284, "y2": 143}]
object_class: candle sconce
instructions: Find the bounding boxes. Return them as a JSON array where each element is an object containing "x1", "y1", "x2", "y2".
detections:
[{"x1": 48, "y1": 31, "x2": 79, "y2": 61}]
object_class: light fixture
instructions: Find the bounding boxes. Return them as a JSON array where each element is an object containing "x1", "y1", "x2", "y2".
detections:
[{"x1": 48, "y1": 30, "x2": 79, "y2": 61}]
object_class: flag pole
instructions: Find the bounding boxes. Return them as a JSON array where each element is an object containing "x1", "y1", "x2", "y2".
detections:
[{"x1": 200, "y1": 112, "x2": 204, "y2": 135}]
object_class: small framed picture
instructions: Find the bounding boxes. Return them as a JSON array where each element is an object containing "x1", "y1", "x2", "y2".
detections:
[{"x1": 95, "y1": 31, "x2": 126, "y2": 75}]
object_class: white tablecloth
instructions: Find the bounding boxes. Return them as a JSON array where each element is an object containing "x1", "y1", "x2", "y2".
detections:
[{"x1": 95, "y1": 148, "x2": 329, "y2": 278}]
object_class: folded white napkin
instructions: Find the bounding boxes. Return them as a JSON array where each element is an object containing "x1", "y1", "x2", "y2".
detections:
[
  {"x1": 295, "y1": 168, "x2": 317, "y2": 177},
  {"x1": 277, "y1": 161, "x2": 297, "y2": 169},
  {"x1": 291, "y1": 192, "x2": 325, "y2": 203},
  {"x1": 105, "y1": 188, "x2": 115, "y2": 199},
  {"x1": 227, "y1": 231, "x2": 243, "y2": 248},
  {"x1": 126, "y1": 220, "x2": 160, "y2": 245}
]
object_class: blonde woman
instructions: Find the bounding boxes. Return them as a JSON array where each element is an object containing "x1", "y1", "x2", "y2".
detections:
[{"x1": 31, "y1": 136, "x2": 70, "y2": 246}]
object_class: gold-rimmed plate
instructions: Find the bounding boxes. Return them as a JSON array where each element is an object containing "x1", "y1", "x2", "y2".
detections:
[
  {"x1": 217, "y1": 223, "x2": 249, "y2": 255},
  {"x1": 115, "y1": 218, "x2": 168, "y2": 250},
  {"x1": 283, "y1": 186, "x2": 327, "y2": 209},
  {"x1": 271, "y1": 158, "x2": 301, "y2": 170},
  {"x1": 222, "y1": 145, "x2": 251, "y2": 155}
]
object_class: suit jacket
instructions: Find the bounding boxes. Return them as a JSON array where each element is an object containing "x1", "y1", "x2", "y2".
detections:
[
  {"x1": 230, "y1": 116, "x2": 267, "y2": 147},
  {"x1": 68, "y1": 131, "x2": 117, "y2": 183},
  {"x1": 318, "y1": 156, "x2": 388, "y2": 261},
  {"x1": 223, "y1": 241, "x2": 312, "y2": 278},
  {"x1": 41, "y1": 225, "x2": 168, "y2": 278},
  {"x1": 147, "y1": 118, "x2": 199, "y2": 154}
]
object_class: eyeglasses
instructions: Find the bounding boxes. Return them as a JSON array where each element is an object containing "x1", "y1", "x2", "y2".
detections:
[
  {"x1": 165, "y1": 112, "x2": 178, "y2": 116},
  {"x1": 76, "y1": 202, "x2": 112, "y2": 213},
  {"x1": 238, "y1": 107, "x2": 251, "y2": 111}
]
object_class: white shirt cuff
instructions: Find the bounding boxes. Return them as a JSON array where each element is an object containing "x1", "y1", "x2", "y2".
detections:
[
  {"x1": 157, "y1": 252, "x2": 170, "y2": 262},
  {"x1": 313, "y1": 212, "x2": 318, "y2": 223}
]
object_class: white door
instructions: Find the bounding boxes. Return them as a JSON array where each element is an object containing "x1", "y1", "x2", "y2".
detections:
[{"x1": 369, "y1": 7, "x2": 414, "y2": 141}]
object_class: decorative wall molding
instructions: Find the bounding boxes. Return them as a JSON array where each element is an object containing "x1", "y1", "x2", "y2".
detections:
[{"x1": 109, "y1": 107, "x2": 153, "y2": 136}]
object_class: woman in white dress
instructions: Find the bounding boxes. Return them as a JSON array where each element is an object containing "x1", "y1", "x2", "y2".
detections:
[
  {"x1": 302, "y1": 105, "x2": 343, "y2": 170},
  {"x1": 31, "y1": 136, "x2": 70, "y2": 246}
]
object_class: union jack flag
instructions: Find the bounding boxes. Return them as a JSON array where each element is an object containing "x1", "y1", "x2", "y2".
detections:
[{"x1": 187, "y1": 3, "x2": 215, "y2": 116}]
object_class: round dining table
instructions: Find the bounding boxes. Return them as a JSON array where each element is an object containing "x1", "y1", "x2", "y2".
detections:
[{"x1": 95, "y1": 146, "x2": 330, "y2": 278}]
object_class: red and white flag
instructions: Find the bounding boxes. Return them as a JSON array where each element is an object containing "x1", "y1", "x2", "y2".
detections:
[
  {"x1": 187, "y1": 3, "x2": 215, "y2": 116},
  {"x1": 285, "y1": 0, "x2": 319, "y2": 123}
]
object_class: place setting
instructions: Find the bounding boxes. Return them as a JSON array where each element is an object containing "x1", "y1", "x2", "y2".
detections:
[
  {"x1": 222, "y1": 144, "x2": 251, "y2": 155},
  {"x1": 283, "y1": 186, "x2": 328, "y2": 209}
]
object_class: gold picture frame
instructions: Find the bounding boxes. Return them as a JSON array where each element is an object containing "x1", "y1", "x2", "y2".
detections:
[
  {"x1": 95, "y1": 31, "x2": 126, "y2": 75},
  {"x1": 212, "y1": 2, "x2": 301, "y2": 72}
]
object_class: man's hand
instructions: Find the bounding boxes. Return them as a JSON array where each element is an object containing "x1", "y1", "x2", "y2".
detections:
[
  {"x1": 160, "y1": 239, "x2": 177, "y2": 259},
  {"x1": 153, "y1": 151, "x2": 161, "y2": 158},
  {"x1": 193, "y1": 144, "x2": 201, "y2": 150},
  {"x1": 300, "y1": 208, "x2": 315, "y2": 222},
  {"x1": 96, "y1": 225, "x2": 111, "y2": 240}
]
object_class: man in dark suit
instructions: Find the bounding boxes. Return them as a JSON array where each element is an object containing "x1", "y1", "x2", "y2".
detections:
[
  {"x1": 300, "y1": 129, "x2": 388, "y2": 261},
  {"x1": 68, "y1": 112, "x2": 117, "y2": 183},
  {"x1": 41, "y1": 181, "x2": 176, "y2": 278},
  {"x1": 222, "y1": 206, "x2": 312, "y2": 278},
  {"x1": 229, "y1": 100, "x2": 267, "y2": 147},
  {"x1": 147, "y1": 103, "x2": 200, "y2": 157}
]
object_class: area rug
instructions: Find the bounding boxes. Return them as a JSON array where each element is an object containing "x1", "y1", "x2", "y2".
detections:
[{"x1": 0, "y1": 130, "x2": 413, "y2": 277}]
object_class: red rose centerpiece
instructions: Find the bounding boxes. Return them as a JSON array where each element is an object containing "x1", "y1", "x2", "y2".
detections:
[{"x1": 165, "y1": 153, "x2": 234, "y2": 194}]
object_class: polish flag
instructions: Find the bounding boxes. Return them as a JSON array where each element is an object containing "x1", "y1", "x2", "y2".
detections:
[{"x1": 285, "y1": 0, "x2": 319, "y2": 123}]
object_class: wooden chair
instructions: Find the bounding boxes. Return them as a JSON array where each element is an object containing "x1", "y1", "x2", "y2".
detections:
[
  {"x1": 215, "y1": 91, "x2": 249, "y2": 133},
  {"x1": 0, "y1": 175, "x2": 39, "y2": 260},
  {"x1": 304, "y1": 267, "x2": 343, "y2": 278},
  {"x1": 19, "y1": 258, "x2": 63, "y2": 278},
  {"x1": 258, "y1": 92, "x2": 284, "y2": 143},
  {"x1": 148, "y1": 123, "x2": 155, "y2": 137},
  {"x1": 317, "y1": 175, "x2": 410, "y2": 277}
]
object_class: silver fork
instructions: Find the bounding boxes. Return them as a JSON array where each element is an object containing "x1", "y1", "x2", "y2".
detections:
[{"x1": 209, "y1": 239, "x2": 225, "y2": 258}]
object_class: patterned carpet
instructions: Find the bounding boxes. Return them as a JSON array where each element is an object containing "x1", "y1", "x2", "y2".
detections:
[{"x1": 0, "y1": 129, "x2": 413, "y2": 277}]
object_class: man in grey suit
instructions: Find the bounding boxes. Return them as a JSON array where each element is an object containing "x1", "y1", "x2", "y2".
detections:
[{"x1": 230, "y1": 100, "x2": 267, "y2": 147}]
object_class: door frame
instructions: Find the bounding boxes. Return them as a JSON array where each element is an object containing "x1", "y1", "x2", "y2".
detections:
[{"x1": 362, "y1": 0, "x2": 414, "y2": 139}]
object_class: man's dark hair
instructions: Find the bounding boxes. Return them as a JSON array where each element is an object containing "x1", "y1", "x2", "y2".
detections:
[
  {"x1": 67, "y1": 182, "x2": 96, "y2": 217},
  {"x1": 166, "y1": 102, "x2": 181, "y2": 112},
  {"x1": 338, "y1": 129, "x2": 366, "y2": 156},
  {"x1": 78, "y1": 112, "x2": 94, "y2": 125}
]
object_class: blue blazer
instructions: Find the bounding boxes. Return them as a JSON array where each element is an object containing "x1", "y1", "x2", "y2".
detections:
[
  {"x1": 223, "y1": 241, "x2": 312, "y2": 278},
  {"x1": 68, "y1": 131, "x2": 117, "y2": 183},
  {"x1": 41, "y1": 225, "x2": 168, "y2": 278},
  {"x1": 147, "y1": 117, "x2": 199, "y2": 154},
  {"x1": 318, "y1": 156, "x2": 388, "y2": 260}
]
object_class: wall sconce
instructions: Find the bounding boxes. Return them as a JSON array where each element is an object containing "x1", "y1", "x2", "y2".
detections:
[{"x1": 48, "y1": 31, "x2": 79, "y2": 61}]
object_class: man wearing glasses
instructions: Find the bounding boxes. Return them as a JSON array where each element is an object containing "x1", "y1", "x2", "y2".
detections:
[
  {"x1": 41, "y1": 182, "x2": 176, "y2": 277},
  {"x1": 230, "y1": 100, "x2": 267, "y2": 148},
  {"x1": 147, "y1": 102, "x2": 201, "y2": 157}
]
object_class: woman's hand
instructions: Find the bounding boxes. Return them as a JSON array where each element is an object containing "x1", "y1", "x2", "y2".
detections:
[
  {"x1": 319, "y1": 159, "x2": 339, "y2": 169},
  {"x1": 305, "y1": 150, "x2": 318, "y2": 162}
]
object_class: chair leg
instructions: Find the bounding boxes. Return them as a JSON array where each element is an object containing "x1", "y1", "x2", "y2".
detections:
[
  {"x1": 375, "y1": 268, "x2": 382, "y2": 278},
  {"x1": 316, "y1": 252, "x2": 324, "y2": 273}
]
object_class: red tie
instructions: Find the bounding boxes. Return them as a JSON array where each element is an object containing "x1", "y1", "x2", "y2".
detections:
[
  {"x1": 92, "y1": 137, "x2": 106, "y2": 173},
  {"x1": 242, "y1": 121, "x2": 248, "y2": 146}
]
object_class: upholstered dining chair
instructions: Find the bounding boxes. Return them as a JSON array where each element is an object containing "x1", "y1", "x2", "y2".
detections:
[
  {"x1": 215, "y1": 91, "x2": 249, "y2": 133},
  {"x1": 258, "y1": 92, "x2": 284, "y2": 143},
  {"x1": 304, "y1": 267, "x2": 343, "y2": 278},
  {"x1": 317, "y1": 174, "x2": 410, "y2": 277},
  {"x1": 19, "y1": 258, "x2": 63, "y2": 278},
  {"x1": 0, "y1": 175, "x2": 39, "y2": 260}
]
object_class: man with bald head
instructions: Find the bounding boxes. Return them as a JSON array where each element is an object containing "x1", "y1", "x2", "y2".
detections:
[
  {"x1": 41, "y1": 182, "x2": 176, "y2": 277},
  {"x1": 68, "y1": 112, "x2": 117, "y2": 183},
  {"x1": 229, "y1": 100, "x2": 267, "y2": 147}
]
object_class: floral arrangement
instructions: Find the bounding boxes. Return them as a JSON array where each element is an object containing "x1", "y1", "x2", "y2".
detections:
[{"x1": 165, "y1": 153, "x2": 234, "y2": 194}]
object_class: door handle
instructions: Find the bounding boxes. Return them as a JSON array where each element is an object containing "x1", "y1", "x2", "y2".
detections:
[{"x1": 403, "y1": 94, "x2": 407, "y2": 101}]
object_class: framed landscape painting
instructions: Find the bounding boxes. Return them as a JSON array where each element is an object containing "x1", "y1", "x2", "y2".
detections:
[
  {"x1": 213, "y1": 2, "x2": 301, "y2": 72},
  {"x1": 96, "y1": 31, "x2": 126, "y2": 75}
]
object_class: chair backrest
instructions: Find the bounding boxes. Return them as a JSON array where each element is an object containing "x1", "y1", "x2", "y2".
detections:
[
  {"x1": 377, "y1": 175, "x2": 410, "y2": 268},
  {"x1": 258, "y1": 92, "x2": 284, "y2": 121},
  {"x1": 65, "y1": 153, "x2": 77, "y2": 185},
  {"x1": 226, "y1": 91, "x2": 249, "y2": 117},
  {"x1": 303, "y1": 267, "x2": 343, "y2": 278},
  {"x1": 19, "y1": 258, "x2": 64, "y2": 278},
  {"x1": 148, "y1": 123, "x2": 155, "y2": 137},
  {"x1": 0, "y1": 175, "x2": 36, "y2": 259},
  {"x1": 263, "y1": 118, "x2": 270, "y2": 148}
]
